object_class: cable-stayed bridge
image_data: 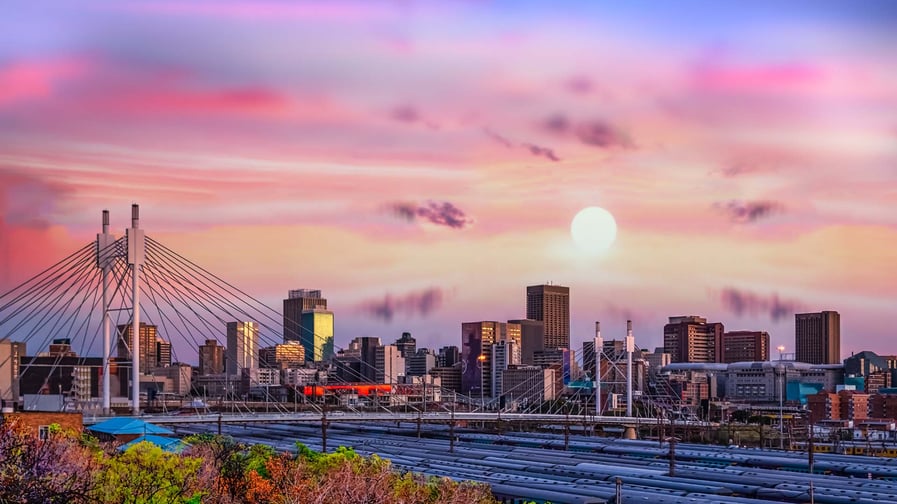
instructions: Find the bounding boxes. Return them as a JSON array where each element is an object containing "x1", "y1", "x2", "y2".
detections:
[{"x1": 0, "y1": 205, "x2": 695, "y2": 440}]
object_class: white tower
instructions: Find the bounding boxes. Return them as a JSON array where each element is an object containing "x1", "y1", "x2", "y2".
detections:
[
  {"x1": 126, "y1": 204, "x2": 145, "y2": 414},
  {"x1": 594, "y1": 321, "x2": 603, "y2": 416},
  {"x1": 96, "y1": 210, "x2": 116, "y2": 415}
]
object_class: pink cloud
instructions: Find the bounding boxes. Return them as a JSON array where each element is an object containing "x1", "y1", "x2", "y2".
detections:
[
  {"x1": 692, "y1": 61, "x2": 824, "y2": 94},
  {"x1": 0, "y1": 56, "x2": 91, "y2": 107},
  {"x1": 117, "y1": 1, "x2": 398, "y2": 21}
]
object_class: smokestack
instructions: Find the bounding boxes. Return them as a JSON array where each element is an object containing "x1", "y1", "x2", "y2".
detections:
[
  {"x1": 102, "y1": 210, "x2": 109, "y2": 233},
  {"x1": 131, "y1": 204, "x2": 139, "y2": 229},
  {"x1": 627, "y1": 319, "x2": 632, "y2": 335}
]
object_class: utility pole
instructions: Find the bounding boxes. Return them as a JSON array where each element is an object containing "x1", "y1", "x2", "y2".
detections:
[
  {"x1": 625, "y1": 320, "x2": 634, "y2": 418},
  {"x1": 449, "y1": 393, "x2": 456, "y2": 453},
  {"x1": 668, "y1": 437, "x2": 677, "y2": 477},
  {"x1": 595, "y1": 321, "x2": 602, "y2": 417}
]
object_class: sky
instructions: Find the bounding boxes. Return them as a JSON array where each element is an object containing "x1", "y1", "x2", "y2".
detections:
[{"x1": 1, "y1": 0, "x2": 896, "y2": 361}]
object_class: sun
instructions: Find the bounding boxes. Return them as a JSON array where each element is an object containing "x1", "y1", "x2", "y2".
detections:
[{"x1": 570, "y1": 206, "x2": 617, "y2": 254}]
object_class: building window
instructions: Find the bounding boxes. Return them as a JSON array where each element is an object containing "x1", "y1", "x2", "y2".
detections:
[{"x1": 38, "y1": 425, "x2": 50, "y2": 440}]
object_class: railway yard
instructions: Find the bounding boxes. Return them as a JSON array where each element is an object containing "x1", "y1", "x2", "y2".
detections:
[{"x1": 174, "y1": 421, "x2": 897, "y2": 504}]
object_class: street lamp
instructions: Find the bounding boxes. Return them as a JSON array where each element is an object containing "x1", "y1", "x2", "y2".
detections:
[
  {"x1": 777, "y1": 345, "x2": 785, "y2": 361},
  {"x1": 477, "y1": 354, "x2": 487, "y2": 411}
]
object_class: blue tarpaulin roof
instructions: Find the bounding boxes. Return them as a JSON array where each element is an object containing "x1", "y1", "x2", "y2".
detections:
[
  {"x1": 119, "y1": 435, "x2": 186, "y2": 453},
  {"x1": 88, "y1": 417, "x2": 174, "y2": 436}
]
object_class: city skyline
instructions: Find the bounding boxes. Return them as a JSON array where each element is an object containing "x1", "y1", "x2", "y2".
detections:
[{"x1": 1, "y1": 1, "x2": 896, "y2": 356}]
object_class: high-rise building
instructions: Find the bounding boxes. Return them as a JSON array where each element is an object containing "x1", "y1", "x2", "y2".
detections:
[
  {"x1": 355, "y1": 336, "x2": 382, "y2": 383},
  {"x1": 491, "y1": 340, "x2": 521, "y2": 398},
  {"x1": 395, "y1": 332, "x2": 416, "y2": 358},
  {"x1": 226, "y1": 321, "x2": 259, "y2": 376},
  {"x1": 526, "y1": 284, "x2": 570, "y2": 350},
  {"x1": 796, "y1": 311, "x2": 840, "y2": 364},
  {"x1": 198, "y1": 339, "x2": 225, "y2": 376},
  {"x1": 429, "y1": 366, "x2": 462, "y2": 393},
  {"x1": 259, "y1": 342, "x2": 306, "y2": 370},
  {"x1": 117, "y1": 323, "x2": 164, "y2": 375},
  {"x1": 406, "y1": 348, "x2": 436, "y2": 377},
  {"x1": 437, "y1": 346, "x2": 460, "y2": 368},
  {"x1": 156, "y1": 337, "x2": 172, "y2": 368},
  {"x1": 721, "y1": 331, "x2": 770, "y2": 363},
  {"x1": 375, "y1": 344, "x2": 405, "y2": 384},
  {"x1": 663, "y1": 316, "x2": 725, "y2": 363},
  {"x1": 460, "y1": 321, "x2": 504, "y2": 396},
  {"x1": 509, "y1": 319, "x2": 544, "y2": 365},
  {"x1": 300, "y1": 309, "x2": 334, "y2": 363},
  {"x1": 283, "y1": 288, "x2": 328, "y2": 346}
]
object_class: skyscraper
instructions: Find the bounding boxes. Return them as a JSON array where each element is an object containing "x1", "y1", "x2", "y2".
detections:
[
  {"x1": 508, "y1": 319, "x2": 544, "y2": 365},
  {"x1": 301, "y1": 310, "x2": 334, "y2": 363},
  {"x1": 283, "y1": 289, "x2": 334, "y2": 363},
  {"x1": 226, "y1": 321, "x2": 259, "y2": 375},
  {"x1": 721, "y1": 331, "x2": 770, "y2": 363},
  {"x1": 796, "y1": 311, "x2": 840, "y2": 364},
  {"x1": 283, "y1": 289, "x2": 327, "y2": 342},
  {"x1": 663, "y1": 316, "x2": 725, "y2": 363},
  {"x1": 526, "y1": 284, "x2": 570, "y2": 350},
  {"x1": 117, "y1": 323, "x2": 165, "y2": 375},
  {"x1": 198, "y1": 339, "x2": 225, "y2": 375},
  {"x1": 460, "y1": 321, "x2": 504, "y2": 396}
]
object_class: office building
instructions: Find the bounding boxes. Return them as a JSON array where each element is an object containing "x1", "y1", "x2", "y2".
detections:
[
  {"x1": 283, "y1": 289, "x2": 332, "y2": 362},
  {"x1": 663, "y1": 316, "x2": 725, "y2": 363},
  {"x1": 437, "y1": 346, "x2": 460, "y2": 368},
  {"x1": 375, "y1": 344, "x2": 405, "y2": 384},
  {"x1": 395, "y1": 332, "x2": 416, "y2": 358},
  {"x1": 226, "y1": 321, "x2": 259, "y2": 376},
  {"x1": 526, "y1": 284, "x2": 570, "y2": 350},
  {"x1": 491, "y1": 340, "x2": 521, "y2": 398},
  {"x1": 19, "y1": 355, "x2": 102, "y2": 399},
  {"x1": 721, "y1": 331, "x2": 769, "y2": 363},
  {"x1": 156, "y1": 337, "x2": 171, "y2": 368},
  {"x1": 283, "y1": 289, "x2": 327, "y2": 341},
  {"x1": 406, "y1": 349, "x2": 437, "y2": 377},
  {"x1": 198, "y1": 339, "x2": 225, "y2": 376},
  {"x1": 429, "y1": 366, "x2": 462, "y2": 393},
  {"x1": 796, "y1": 311, "x2": 840, "y2": 364},
  {"x1": 509, "y1": 319, "x2": 544, "y2": 365},
  {"x1": 461, "y1": 321, "x2": 505, "y2": 396},
  {"x1": 0, "y1": 339, "x2": 26, "y2": 406},
  {"x1": 300, "y1": 310, "x2": 334, "y2": 363},
  {"x1": 501, "y1": 365, "x2": 556, "y2": 405},
  {"x1": 259, "y1": 342, "x2": 306, "y2": 370},
  {"x1": 117, "y1": 323, "x2": 168, "y2": 375}
]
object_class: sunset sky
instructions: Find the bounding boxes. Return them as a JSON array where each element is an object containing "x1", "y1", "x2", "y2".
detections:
[{"x1": 1, "y1": 1, "x2": 896, "y2": 360}]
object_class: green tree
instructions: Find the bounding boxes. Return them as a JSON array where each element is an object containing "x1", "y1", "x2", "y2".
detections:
[{"x1": 96, "y1": 441, "x2": 203, "y2": 504}]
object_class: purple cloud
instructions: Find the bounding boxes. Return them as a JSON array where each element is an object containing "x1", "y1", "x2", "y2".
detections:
[
  {"x1": 388, "y1": 200, "x2": 473, "y2": 229},
  {"x1": 719, "y1": 288, "x2": 803, "y2": 322},
  {"x1": 359, "y1": 287, "x2": 445, "y2": 322},
  {"x1": 483, "y1": 128, "x2": 513, "y2": 148},
  {"x1": 575, "y1": 120, "x2": 633, "y2": 149},
  {"x1": 390, "y1": 105, "x2": 420, "y2": 123},
  {"x1": 543, "y1": 114, "x2": 570, "y2": 134},
  {"x1": 716, "y1": 200, "x2": 784, "y2": 223},
  {"x1": 523, "y1": 143, "x2": 561, "y2": 162},
  {"x1": 565, "y1": 76, "x2": 594, "y2": 95}
]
